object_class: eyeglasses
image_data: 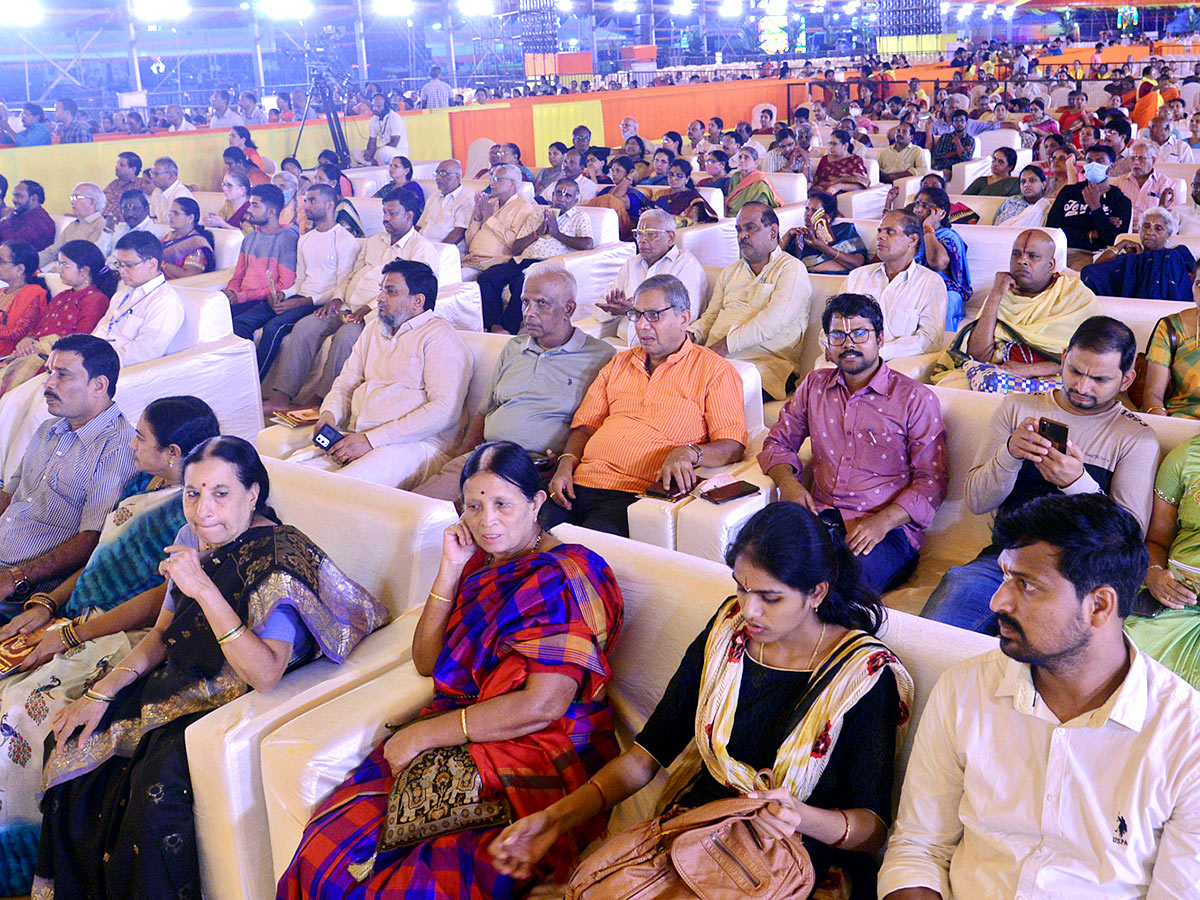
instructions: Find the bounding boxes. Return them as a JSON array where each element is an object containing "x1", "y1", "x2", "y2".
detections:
[
  {"x1": 632, "y1": 228, "x2": 671, "y2": 238},
  {"x1": 434, "y1": 169, "x2": 455, "y2": 177},
  {"x1": 220, "y1": 181, "x2": 237, "y2": 189},
  {"x1": 827, "y1": 327, "x2": 875, "y2": 346},
  {"x1": 113, "y1": 258, "x2": 149, "y2": 270},
  {"x1": 625, "y1": 305, "x2": 676, "y2": 324}
]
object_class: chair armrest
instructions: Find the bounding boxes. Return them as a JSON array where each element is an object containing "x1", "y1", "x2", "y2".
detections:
[
  {"x1": 887, "y1": 351, "x2": 944, "y2": 383},
  {"x1": 260, "y1": 662, "x2": 437, "y2": 877},
  {"x1": 674, "y1": 463, "x2": 778, "y2": 561},
  {"x1": 257, "y1": 423, "x2": 316, "y2": 460}
]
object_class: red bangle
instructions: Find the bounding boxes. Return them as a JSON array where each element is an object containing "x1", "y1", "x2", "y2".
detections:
[{"x1": 830, "y1": 809, "x2": 851, "y2": 848}]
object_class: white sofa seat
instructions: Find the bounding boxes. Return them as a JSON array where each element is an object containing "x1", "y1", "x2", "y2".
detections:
[
  {"x1": 561, "y1": 242, "x2": 638, "y2": 318},
  {"x1": 577, "y1": 206, "x2": 620, "y2": 246},
  {"x1": 345, "y1": 166, "x2": 390, "y2": 199},
  {"x1": 211, "y1": 228, "x2": 244, "y2": 269},
  {"x1": 356, "y1": 196, "x2": 384, "y2": 236},
  {"x1": 762, "y1": 172, "x2": 810, "y2": 205},
  {"x1": 948, "y1": 148, "x2": 1033, "y2": 195},
  {"x1": 0, "y1": 286, "x2": 262, "y2": 485},
  {"x1": 258, "y1": 525, "x2": 996, "y2": 888},
  {"x1": 977, "y1": 129, "x2": 1022, "y2": 155},
  {"x1": 189, "y1": 460, "x2": 458, "y2": 900},
  {"x1": 948, "y1": 193, "x2": 1006, "y2": 226}
]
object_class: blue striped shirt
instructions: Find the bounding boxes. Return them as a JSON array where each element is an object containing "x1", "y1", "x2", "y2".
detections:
[{"x1": 0, "y1": 403, "x2": 136, "y2": 566}]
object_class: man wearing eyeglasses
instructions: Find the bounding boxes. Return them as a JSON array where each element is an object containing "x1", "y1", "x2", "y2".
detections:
[
  {"x1": 461, "y1": 165, "x2": 542, "y2": 280},
  {"x1": 539, "y1": 149, "x2": 598, "y2": 203},
  {"x1": 91, "y1": 231, "x2": 185, "y2": 367},
  {"x1": 689, "y1": 202, "x2": 811, "y2": 402},
  {"x1": 417, "y1": 159, "x2": 475, "y2": 252},
  {"x1": 591, "y1": 208, "x2": 706, "y2": 345},
  {"x1": 99, "y1": 190, "x2": 165, "y2": 265},
  {"x1": 544, "y1": 274, "x2": 746, "y2": 537},
  {"x1": 477, "y1": 178, "x2": 594, "y2": 335},
  {"x1": 759, "y1": 292, "x2": 947, "y2": 594}
]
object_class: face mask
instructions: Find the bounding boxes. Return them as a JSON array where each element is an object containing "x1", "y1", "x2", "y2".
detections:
[
  {"x1": 849, "y1": 107, "x2": 862, "y2": 118},
  {"x1": 1083, "y1": 161, "x2": 1110, "y2": 183}
]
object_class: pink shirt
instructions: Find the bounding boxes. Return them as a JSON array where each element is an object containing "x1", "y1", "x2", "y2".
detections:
[{"x1": 757, "y1": 363, "x2": 948, "y2": 548}]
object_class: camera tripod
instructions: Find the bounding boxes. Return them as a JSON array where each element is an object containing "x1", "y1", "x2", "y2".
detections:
[{"x1": 291, "y1": 71, "x2": 352, "y2": 169}]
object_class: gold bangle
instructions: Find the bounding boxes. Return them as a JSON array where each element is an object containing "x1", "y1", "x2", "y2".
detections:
[
  {"x1": 23, "y1": 592, "x2": 57, "y2": 614},
  {"x1": 83, "y1": 688, "x2": 115, "y2": 703},
  {"x1": 429, "y1": 590, "x2": 454, "y2": 605},
  {"x1": 111, "y1": 665, "x2": 140, "y2": 679},
  {"x1": 587, "y1": 779, "x2": 610, "y2": 810},
  {"x1": 460, "y1": 706, "x2": 471, "y2": 742},
  {"x1": 830, "y1": 809, "x2": 851, "y2": 848},
  {"x1": 1146, "y1": 405, "x2": 1167, "y2": 415},
  {"x1": 558, "y1": 453, "x2": 580, "y2": 465},
  {"x1": 216, "y1": 623, "x2": 247, "y2": 645},
  {"x1": 60, "y1": 621, "x2": 82, "y2": 649}
]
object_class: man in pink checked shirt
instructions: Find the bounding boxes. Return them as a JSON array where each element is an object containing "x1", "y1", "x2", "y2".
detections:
[{"x1": 758, "y1": 292, "x2": 948, "y2": 593}]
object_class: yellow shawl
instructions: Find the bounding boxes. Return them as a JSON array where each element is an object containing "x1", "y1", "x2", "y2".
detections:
[{"x1": 991, "y1": 273, "x2": 1100, "y2": 359}]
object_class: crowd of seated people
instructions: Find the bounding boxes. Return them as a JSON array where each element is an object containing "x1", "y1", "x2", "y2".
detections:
[{"x1": 3, "y1": 62, "x2": 1200, "y2": 899}]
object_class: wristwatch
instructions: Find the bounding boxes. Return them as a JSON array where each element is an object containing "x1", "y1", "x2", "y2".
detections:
[{"x1": 8, "y1": 565, "x2": 30, "y2": 599}]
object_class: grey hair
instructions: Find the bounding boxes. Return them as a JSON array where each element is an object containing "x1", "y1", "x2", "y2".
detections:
[
  {"x1": 739, "y1": 143, "x2": 760, "y2": 161},
  {"x1": 1130, "y1": 139, "x2": 1158, "y2": 159},
  {"x1": 638, "y1": 207, "x2": 676, "y2": 231},
  {"x1": 522, "y1": 261, "x2": 577, "y2": 301},
  {"x1": 1142, "y1": 205, "x2": 1180, "y2": 235},
  {"x1": 492, "y1": 164, "x2": 523, "y2": 183},
  {"x1": 153, "y1": 157, "x2": 179, "y2": 176},
  {"x1": 439, "y1": 158, "x2": 462, "y2": 174},
  {"x1": 71, "y1": 182, "x2": 106, "y2": 211},
  {"x1": 635, "y1": 273, "x2": 691, "y2": 311}
]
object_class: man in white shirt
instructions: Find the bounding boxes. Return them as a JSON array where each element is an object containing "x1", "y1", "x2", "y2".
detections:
[
  {"x1": 164, "y1": 105, "x2": 195, "y2": 133},
  {"x1": 418, "y1": 160, "x2": 474, "y2": 251},
  {"x1": 689, "y1": 202, "x2": 812, "y2": 401},
  {"x1": 845, "y1": 210, "x2": 946, "y2": 360},
  {"x1": 263, "y1": 188, "x2": 442, "y2": 410},
  {"x1": 295, "y1": 259, "x2": 471, "y2": 489},
  {"x1": 592, "y1": 208, "x2": 707, "y2": 345},
  {"x1": 147, "y1": 157, "x2": 195, "y2": 227},
  {"x1": 208, "y1": 90, "x2": 245, "y2": 129},
  {"x1": 478, "y1": 178, "x2": 594, "y2": 334},
  {"x1": 539, "y1": 149, "x2": 598, "y2": 203},
  {"x1": 238, "y1": 90, "x2": 268, "y2": 126},
  {"x1": 256, "y1": 183, "x2": 361, "y2": 380},
  {"x1": 880, "y1": 493, "x2": 1200, "y2": 900},
  {"x1": 100, "y1": 191, "x2": 166, "y2": 263},
  {"x1": 353, "y1": 93, "x2": 409, "y2": 167},
  {"x1": 1175, "y1": 169, "x2": 1200, "y2": 233},
  {"x1": 1111, "y1": 140, "x2": 1186, "y2": 228},
  {"x1": 1148, "y1": 114, "x2": 1194, "y2": 164},
  {"x1": 92, "y1": 231, "x2": 185, "y2": 367}
]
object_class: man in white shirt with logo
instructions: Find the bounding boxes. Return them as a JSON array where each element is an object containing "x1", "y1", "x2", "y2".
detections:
[
  {"x1": 263, "y1": 188, "x2": 442, "y2": 410},
  {"x1": 92, "y1": 231, "x2": 185, "y2": 367},
  {"x1": 539, "y1": 149, "x2": 598, "y2": 203},
  {"x1": 353, "y1": 93, "x2": 409, "y2": 167},
  {"x1": 880, "y1": 492, "x2": 1200, "y2": 900},
  {"x1": 418, "y1": 160, "x2": 475, "y2": 252},
  {"x1": 591, "y1": 208, "x2": 707, "y2": 345},
  {"x1": 845, "y1": 210, "x2": 946, "y2": 360},
  {"x1": 147, "y1": 157, "x2": 195, "y2": 227}
]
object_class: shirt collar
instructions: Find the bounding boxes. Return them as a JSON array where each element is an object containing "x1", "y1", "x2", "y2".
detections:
[
  {"x1": 79, "y1": 211, "x2": 104, "y2": 225},
  {"x1": 391, "y1": 227, "x2": 416, "y2": 250},
  {"x1": 520, "y1": 327, "x2": 586, "y2": 355},
  {"x1": 391, "y1": 308, "x2": 436, "y2": 338},
  {"x1": 126, "y1": 274, "x2": 166, "y2": 300},
  {"x1": 443, "y1": 184, "x2": 465, "y2": 201},
  {"x1": 832, "y1": 359, "x2": 892, "y2": 395},
  {"x1": 51, "y1": 401, "x2": 122, "y2": 443},
  {"x1": 633, "y1": 335, "x2": 696, "y2": 373},
  {"x1": 995, "y1": 638, "x2": 1149, "y2": 732},
  {"x1": 640, "y1": 246, "x2": 680, "y2": 270},
  {"x1": 739, "y1": 245, "x2": 786, "y2": 275}
]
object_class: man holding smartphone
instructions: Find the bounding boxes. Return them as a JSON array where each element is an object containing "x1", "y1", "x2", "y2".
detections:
[{"x1": 923, "y1": 316, "x2": 1159, "y2": 634}]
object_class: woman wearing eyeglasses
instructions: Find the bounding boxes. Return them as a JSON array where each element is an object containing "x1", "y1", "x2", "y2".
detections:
[
  {"x1": 205, "y1": 169, "x2": 253, "y2": 234},
  {"x1": 651, "y1": 160, "x2": 717, "y2": 227}
]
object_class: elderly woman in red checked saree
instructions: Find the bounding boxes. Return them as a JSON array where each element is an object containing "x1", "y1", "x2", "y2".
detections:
[
  {"x1": 278, "y1": 441, "x2": 624, "y2": 900},
  {"x1": 491, "y1": 502, "x2": 913, "y2": 900}
]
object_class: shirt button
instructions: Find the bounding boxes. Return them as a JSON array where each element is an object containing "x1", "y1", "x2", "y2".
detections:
[{"x1": 1054, "y1": 727, "x2": 1065, "y2": 736}]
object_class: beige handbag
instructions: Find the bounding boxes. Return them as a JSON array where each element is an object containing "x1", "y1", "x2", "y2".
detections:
[{"x1": 565, "y1": 795, "x2": 814, "y2": 900}]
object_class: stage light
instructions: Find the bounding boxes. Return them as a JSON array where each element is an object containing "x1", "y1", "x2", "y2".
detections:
[
  {"x1": 613, "y1": 0, "x2": 637, "y2": 12},
  {"x1": 1002, "y1": 4, "x2": 1015, "y2": 17},
  {"x1": 458, "y1": 0, "x2": 494, "y2": 16},
  {"x1": 374, "y1": 0, "x2": 415, "y2": 13},
  {"x1": 257, "y1": 0, "x2": 312, "y2": 18},
  {"x1": 671, "y1": 0, "x2": 694, "y2": 15},
  {"x1": 12, "y1": 2, "x2": 44, "y2": 26},
  {"x1": 956, "y1": 3, "x2": 971, "y2": 20},
  {"x1": 133, "y1": 0, "x2": 190, "y2": 20},
  {"x1": 555, "y1": 0, "x2": 574, "y2": 12},
  {"x1": 718, "y1": 0, "x2": 741, "y2": 17}
]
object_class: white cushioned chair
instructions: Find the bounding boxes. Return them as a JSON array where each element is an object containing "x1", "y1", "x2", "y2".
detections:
[
  {"x1": 257, "y1": 525, "x2": 997, "y2": 892},
  {"x1": 187, "y1": 459, "x2": 459, "y2": 900},
  {"x1": 948, "y1": 148, "x2": 1033, "y2": 195},
  {"x1": 0, "y1": 285, "x2": 263, "y2": 485}
]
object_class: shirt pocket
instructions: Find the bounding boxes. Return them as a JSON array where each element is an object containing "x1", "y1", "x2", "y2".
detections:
[
  {"x1": 644, "y1": 391, "x2": 705, "y2": 444},
  {"x1": 847, "y1": 407, "x2": 911, "y2": 476}
]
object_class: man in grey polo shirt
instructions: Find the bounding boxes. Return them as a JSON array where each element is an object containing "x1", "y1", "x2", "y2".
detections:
[
  {"x1": 415, "y1": 263, "x2": 614, "y2": 501},
  {"x1": 0, "y1": 334, "x2": 135, "y2": 627}
]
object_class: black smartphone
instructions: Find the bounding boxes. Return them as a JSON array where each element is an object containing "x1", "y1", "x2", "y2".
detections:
[
  {"x1": 532, "y1": 455, "x2": 557, "y2": 473},
  {"x1": 312, "y1": 423, "x2": 345, "y2": 451},
  {"x1": 1038, "y1": 417, "x2": 1069, "y2": 454},
  {"x1": 701, "y1": 480, "x2": 760, "y2": 504},
  {"x1": 644, "y1": 479, "x2": 694, "y2": 501}
]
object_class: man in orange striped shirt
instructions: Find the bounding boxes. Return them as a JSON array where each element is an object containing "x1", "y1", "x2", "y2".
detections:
[{"x1": 544, "y1": 274, "x2": 747, "y2": 537}]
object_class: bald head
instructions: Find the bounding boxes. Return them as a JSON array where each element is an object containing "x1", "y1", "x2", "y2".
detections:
[{"x1": 1010, "y1": 229, "x2": 1058, "y2": 294}]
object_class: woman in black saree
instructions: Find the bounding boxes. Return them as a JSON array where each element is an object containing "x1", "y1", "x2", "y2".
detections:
[{"x1": 33, "y1": 436, "x2": 388, "y2": 900}]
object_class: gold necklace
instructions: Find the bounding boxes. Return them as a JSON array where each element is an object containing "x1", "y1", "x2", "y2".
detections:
[
  {"x1": 485, "y1": 527, "x2": 544, "y2": 566},
  {"x1": 757, "y1": 620, "x2": 827, "y2": 671}
]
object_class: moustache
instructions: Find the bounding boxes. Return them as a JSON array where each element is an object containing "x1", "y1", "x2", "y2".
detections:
[
  {"x1": 996, "y1": 613, "x2": 1024, "y2": 637},
  {"x1": 44, "y1": 391, "x2": 59, "y2": 402}
]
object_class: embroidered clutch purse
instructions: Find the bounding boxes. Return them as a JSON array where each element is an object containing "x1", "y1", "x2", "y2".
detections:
[{"x1": 348, "y1": 744, "x2": 513, "y2": 882}]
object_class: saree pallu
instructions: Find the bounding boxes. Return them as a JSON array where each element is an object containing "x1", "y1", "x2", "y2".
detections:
[
  {"x1": 812, "y1": 155, "x2": 870, "y2": 194},
  {"x1": 726, "y1": 171, "x2": 781, "y2": 217},
  {"x1": 1147, "y1": 313, "x2": 1200, "y2": 418},
  {"x1": 584, "y1": 189, "x2": 646, "y2": 242},
  {"x1": 34, "y1": 524, "x2": 385, "y2": 900},
  {"x1": 1080, "y1": 245, "x2": 1196, "y2": 302},
  {"x1": 916, "y1": 226, "x2": 971, "y2": 330},
  {"x1": 653, "y1": 189, "x2": 718, "y2": 226},
  {"x1": 337, "y1": 200, "x2": 366, "y2": 238},
  {"x1": 278, "y1": 543, "x2": 625, "y2": 900},
  {"x1": 161, "y1": 232, "x2": 215, "y2": 276}
]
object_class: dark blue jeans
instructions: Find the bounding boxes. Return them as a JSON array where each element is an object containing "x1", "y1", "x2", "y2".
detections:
[
  {"x1": 920, "y1": 549, "x2": 1004, "y2": 635},
  {"x1": 856, "y1": 526, "x2": 920, "y2": 595},
  {"x1": 230, "y1": 301, "x2": 315, "y2": 379}
]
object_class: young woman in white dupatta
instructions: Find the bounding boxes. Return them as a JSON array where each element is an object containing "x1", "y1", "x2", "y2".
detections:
[{"x1": 491, "y1": 502, "x2": 914, "y2": 900}]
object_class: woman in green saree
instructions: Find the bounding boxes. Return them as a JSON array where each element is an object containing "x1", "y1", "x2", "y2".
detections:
[{"x1": 725, "y1": 146, "x2": 781, "y2": 217}]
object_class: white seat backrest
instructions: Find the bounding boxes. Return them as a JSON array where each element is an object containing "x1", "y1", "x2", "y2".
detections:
[
  {"x1": 193, "y1": 191, "x2": 225, "y2": 218},
  {"x1": 674, "y1": 219, "x2": 739, "y2": 268},
  {"x1": 1095, "y1": 294, "x2": 1191, "y2": 349},
  {"x1": 978, "y1": 129, "x2": 1021, "y2": 154},
  {"x1": 577, "y1": 206, "x2": 620, "y2": 245},
  {"x1": 458, "y1": 330, "x2": 510, "y2": 418},
  {"x1": 430, "y1": 241, "x2": 462, "y2": 287},
  {"x1": 465, "y1": 138, "x2": 497, "y2": 179},
  {"x1": 1157, "y1": 162, "x2": 1200, "y2": 185},
  {"x1": 355, "y1": 197, "x2": 385, "y2": 237},
  {"x1": 725, "y1": 358, "x2": 765, "y2": 435},
  {"x1": 264, "y1": 458, "x2": 456, "y2": 615},
  {"x1": 210, "y1": 229, "x2": 243, "y2": 270},
  {"x1": 799, "y1": 274, "x2": 848, "y2": 371},
  {"x1": 949, "y1": 192, "x2": 1006, "y2": 226},
  {"x1": 167, "y1": 286, "x2": 235, "y2": 353},
  {"x1": 345, "y1": 167, "x2": 390, "y2": 199},
  {"x1": 1181, "y1": 82, "x2": 1200, "y2": 109},
  {"x1": 52, "y1": 215, "x2": 72, "y2": 242},
  {"x1": 762, "y1": 172, "x2": 809, "y2": 205},
  {"x1": 775, "y1": 203, "x2": 807, "y2": 235},
  {"x1": 410, "y1": 160, "x2": 441, "y2": 180},
  {"x1": 696, "y1": 186, "x2": 725, "y2": 219},
  {"x1": 1049, "y1": 87, "x2": 1071, "y2": 109}
]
